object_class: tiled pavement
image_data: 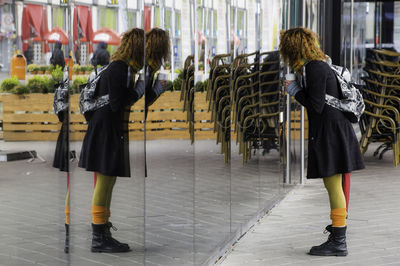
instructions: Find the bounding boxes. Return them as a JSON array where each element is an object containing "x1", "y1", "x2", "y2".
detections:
[
  {"x1": 219, "y1": 143, "x2": 400, "y2": 266},
  {"x1": 2, "y1": 139, "x2": 398, "y2": 266},
  {"x1": 0, "y1": 139, "x2": 284, "y2": 265}
]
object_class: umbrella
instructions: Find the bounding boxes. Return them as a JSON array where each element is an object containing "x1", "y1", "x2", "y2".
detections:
[
  {"x1": 46, "y1": 27, "x2": 69, "y2": 45},
  {"x1": 93, "y1": 27, "x2": 121, "y2": 45}
]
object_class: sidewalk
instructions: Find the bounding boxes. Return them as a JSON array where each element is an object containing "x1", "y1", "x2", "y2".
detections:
[{"x1": 219, "y1": 144, "x2": 400, "y2": 266}]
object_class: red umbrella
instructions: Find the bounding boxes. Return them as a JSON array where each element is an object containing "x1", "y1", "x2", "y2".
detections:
[
  {"x1": 46, "y1": 27, "x2": 69, "y2": 45},
  {"x1": 93, "y1": 27, "x2": 121, "y2": 45}
]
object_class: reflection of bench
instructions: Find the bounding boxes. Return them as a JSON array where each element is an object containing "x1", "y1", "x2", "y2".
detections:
[{"x1": 0, "y1": 92, "x2": 215, "y2": 141}]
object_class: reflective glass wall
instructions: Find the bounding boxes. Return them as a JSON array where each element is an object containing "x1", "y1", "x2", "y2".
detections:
[{"x1": 0, "y1": 0, "x2": 321, "y2": 265}]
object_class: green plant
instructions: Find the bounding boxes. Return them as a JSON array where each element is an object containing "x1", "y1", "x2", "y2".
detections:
[
  {"x1": 203, "y1": 79, "x2": 209, "y2": 91},
  {"x1": 11, "y1": 84, "x2": 30, "y2": 95},
  {"x1": 199, "y1": 63, "x2": 204, "y2": 70},
  {"x1": 195, "y1": 81, "x2": 204, "y2": 92},
  {"x1": 39, "y1": 65, "x2": 47, "y2": 72},
  {"x1": 43, "y1": 75, "x2": 55, "y2": 93},
  {"x1": 71, "y1": 76, "x2": 88, "y2": 94},
  {"x1": 174, "y1": 68, "x2": 182, "y2": 74},
  {"x1": 27, "y1": 64, "x2": 39, "y2": 73},
  {"x1": 0, "y1": 76, "x2": 20, "y2": 92},
  {"x1": 164, "y1": 62, "x2": 171, "y2": 69},
  {"x1": 51, "y1": 65, "x2": 64, "y2": 83},
  {"x1": 26, "y1": 76, "x2": 53, "y2": 93},
  {"x1": 165, "y1": 80, "x2": 173, "y2": 91},
  {"x1": 173, "y1": 77, "x2": 182, "y2": 91},
  {"x1": 72, "y1": 64, "x2": 80, "y2": 73}
]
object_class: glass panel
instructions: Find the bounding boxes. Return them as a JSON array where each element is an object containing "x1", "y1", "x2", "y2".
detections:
[
  {"x1": 69, "y1": 2, "x2": 145, "y2": 264},
  {"x1": 258, "y1": 0, "x2": 284, "y2": 217},
  {"x1": 0, "y1": 3, "x2": 69, "y2": 265},
  {"x1": 194, "y1": 0, "x2": 231, "y2": 264},
  {"x1": 230, "y1": 0, "x2": 260, "y2": 234},
  {"x1": 144, "y1": 1, "x2": 195, "y2": 264}
]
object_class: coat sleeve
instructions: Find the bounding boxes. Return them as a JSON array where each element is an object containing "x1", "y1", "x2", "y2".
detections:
[{"x1": 294, "y1": 61, "x2": 327, "y2": 114}]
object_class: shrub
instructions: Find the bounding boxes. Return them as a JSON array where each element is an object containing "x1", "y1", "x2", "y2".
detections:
[
  {"x1": 203, "y1": 79, "x2": 209, "y2": 91},
  {"x1": 173, "y1": 77, "x2": 182, "y2": 91},
  {"x1": 72, "y1": 64, "x2": 80, "y2": 73},
  {"x1": 165, "y1": 80, "x2": 173, "y2": 91},
  {"x1": 71, "y1": 76, "x2": 88, "y2": 94},
  {"x1": 39, "y1": 65, "x2": 47, "y2": 72},
  {"x1": 195, "y1": 81, "x2": 204, "y2": 92},
  {"x1": 0, "y1": 76, "x2": 20, "y2": 92},
  {"x1": 51, "y1": 65, "x2": 64, "y2": 83},
  {"x1": 27, "y1": 64, "x2": 40, "y2": 73},
  {"x1": 26, "y1": 76, "x2": 53, "y2": 93},
  {"x1": 11, "y1": 84, "x2": 30, "y2": 95}
]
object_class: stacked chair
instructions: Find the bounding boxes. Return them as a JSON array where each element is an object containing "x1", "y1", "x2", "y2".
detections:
[
  {"x1": 180, "y1": 55, "x2": 195, "y2": 143},
  {"x1": 206, "y1": 54, "x2": 231, "y2": 162},
  {"x1": 206, "y1": 51, "x2": 281, "y2": 163},
  {"x1": 360, "y1": 49, "x2": 400, "y2": 166}
]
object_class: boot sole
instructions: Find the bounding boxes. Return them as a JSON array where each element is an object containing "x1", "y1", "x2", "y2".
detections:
[
  {"x1": 91, "y1": 247, "x2": 131, "y2": 253},
  {"x1": 308, "y1": 251, "x2": 348, "y2": 256}
]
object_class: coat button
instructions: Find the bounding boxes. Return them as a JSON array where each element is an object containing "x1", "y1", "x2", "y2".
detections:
[{"x1": 311, "y1": 137, "x2": 314, "y2": 140}]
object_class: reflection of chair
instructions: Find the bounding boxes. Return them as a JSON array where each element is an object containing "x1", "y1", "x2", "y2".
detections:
[{"x1": 180, "y1": 55, "x2": 195, "y2": 143}]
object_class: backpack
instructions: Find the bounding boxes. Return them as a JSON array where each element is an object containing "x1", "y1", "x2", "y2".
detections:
[
  {"x1": 78, "y1": 65, "x2": 110, "y2": 121},
  {"x1": 302, "y1": 59, "x2": 365, "y2": 123},
  {"x1": 53, "y1": 70, "x2": 70, "y2": 121}
]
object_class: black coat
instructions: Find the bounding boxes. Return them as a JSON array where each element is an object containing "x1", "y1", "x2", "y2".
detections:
[
  {"x1": 79, "y1": 60, "x2": 136, "y2": 177},
  {"x1": 295, "y1": 60, "x2": 365, "y2": 178},
  {"x1": 91, "y1": 42, "x2": 110, "y2": 67},
  {"x1": 50, "y1": 42, "x2": 65, "y2": 69},
  {"x1": 53, "y1": 110, "x2": 69, "y2": 172}
]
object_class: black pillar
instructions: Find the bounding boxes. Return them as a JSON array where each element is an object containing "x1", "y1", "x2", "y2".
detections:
[{"x1": 322, "y1": 0, "x2": 342, "y2": 65}]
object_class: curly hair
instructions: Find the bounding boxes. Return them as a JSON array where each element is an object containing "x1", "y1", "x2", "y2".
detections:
[
  {"x1": 111, "y1": 28, "x2": 144, "y2": 67},
  {"x1": 279, "y1": 27, "x2": 327, "y2": 68},
  {"x1": 145, "y1": 28, "x2": 170, "y2": 65}
]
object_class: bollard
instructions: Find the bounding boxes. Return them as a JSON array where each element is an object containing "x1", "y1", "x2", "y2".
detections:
[{"x1": 10, "y1": 51, "x2": 26, "y2": 80}]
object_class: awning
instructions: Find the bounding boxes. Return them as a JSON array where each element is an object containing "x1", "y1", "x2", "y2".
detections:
[
  {"x1": 93, "y1": 27, "x2": 121, "y2": 46},
  {"x1": 73, "y1": 5, "x2": 93, "y2": 53},
  {"x1": 46, "y1": 27, "x2": 68, "y2": 45},
  {"x1": 21, "y1": 4, "x2": 49, "y2": 53}
]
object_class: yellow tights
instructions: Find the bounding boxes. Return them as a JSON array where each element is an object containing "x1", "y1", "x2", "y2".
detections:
[
  {"x1": 91, "y1": 172, "x2": 117, "y2": 224},
  {"x1": 323, "y1": 174, "x2": 347, "y2": 227}
]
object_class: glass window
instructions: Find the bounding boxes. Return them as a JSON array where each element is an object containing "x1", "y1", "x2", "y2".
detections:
[{"x1": 52, "y1": 6, "x2": 65, "y2": 29}]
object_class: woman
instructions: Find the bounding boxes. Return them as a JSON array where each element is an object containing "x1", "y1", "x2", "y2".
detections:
[
  {"x1": 280, "y1": 27, "x2": 364, "y2": 256},
  {"x1": 79, "y1": 28, "x2": 144, "y2": 253}
]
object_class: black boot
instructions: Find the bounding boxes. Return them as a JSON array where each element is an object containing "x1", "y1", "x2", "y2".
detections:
[
  {"x1": 64, "y1": 224, "x2": 69, "y2": 254},
  {"x1": 309, "y1": 226, "x2": 348, "y2": 256},
  {"x1": 91, "y1": 223, "x2": 130, "y2": 253},
  {"x1": 104, "y1": 222, "x2": 130, "y2": 250}
]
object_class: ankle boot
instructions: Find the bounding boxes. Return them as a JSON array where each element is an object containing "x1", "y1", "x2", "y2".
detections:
[
  {"x1": 309, "y1": 226, "x2": 348, "y2": 256},
  {"x1": 64, "y1": 224, "x2": 69, "y2": 254},
  {"x1": 91, "y1": 223, "x2": 131, "y2": 253},
  {"x1": 105, "y1": 222, "x2": 130, "y2": 249}
]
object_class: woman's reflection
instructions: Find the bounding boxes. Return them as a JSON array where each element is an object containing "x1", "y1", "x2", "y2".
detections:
[
  {"x1": 51, "y1": 41, "x2": 70, "y2": 253},
  {"x1": 78, "y1": 28, "x2": 144, "y2": 253}
]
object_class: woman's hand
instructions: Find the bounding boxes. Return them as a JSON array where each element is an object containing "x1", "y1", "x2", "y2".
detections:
[
  {"x1": 283, "y1": 80, "x2": 294, "y2": 91},
  {"x1": 285, "y1": 80, "x2": 302, "y2": 96}
]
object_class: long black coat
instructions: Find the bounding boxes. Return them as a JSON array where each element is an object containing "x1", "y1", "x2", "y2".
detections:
[
  {"x1": 53, "y1": 110, "x2": 69, "y2": 172},
  {"x1": 295, "y1": 60, "x2": 365, "y2": 178},
  {"x1": 79, "y1": 60, "x2": 136, "y2": 177}
]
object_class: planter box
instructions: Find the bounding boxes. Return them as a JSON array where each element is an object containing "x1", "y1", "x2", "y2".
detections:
[{"x1": 0, "y1": 92, "x2": 215, "y2": 141}]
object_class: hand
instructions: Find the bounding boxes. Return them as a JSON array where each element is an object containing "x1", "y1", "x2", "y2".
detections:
[
  {"x1": 284, "y1": 80, "x2": 294, "y2": 91},
  {"x1": 286, "y1": 81, "x2": 302, "y2": 96}
]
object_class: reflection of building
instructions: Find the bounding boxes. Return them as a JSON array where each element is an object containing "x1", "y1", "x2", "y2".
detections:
[
  {"x1": 0, "y1": 1, "x2": 15, "y2": 71},
  {"x1": 2, "y1": 0, "x2": 141, "y2": 68}
]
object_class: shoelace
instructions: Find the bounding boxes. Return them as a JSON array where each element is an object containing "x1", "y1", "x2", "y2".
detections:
[{"x1": 107, "y1": 222, "x2": 118, "y2": 231}]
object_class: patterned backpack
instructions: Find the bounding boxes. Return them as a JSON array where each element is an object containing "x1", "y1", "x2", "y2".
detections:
[
  {"x1": 302, "y1": 59, "x2": 365, "y2": 123},
  {"x1": 78, "y1": 65, "x2": 110, "y2": 121}
]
